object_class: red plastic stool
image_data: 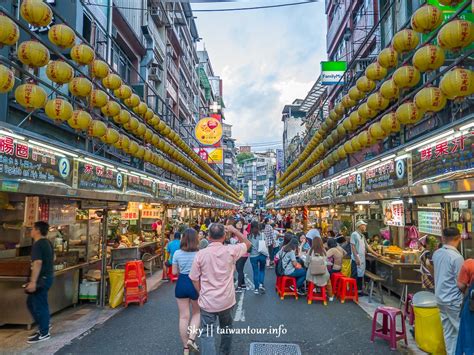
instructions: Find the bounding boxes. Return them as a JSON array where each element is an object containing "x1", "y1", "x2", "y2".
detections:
[
  {"x1": 403, "y1": 293, "x2": 414, "y2": 325},
  {"x1": 307, "y1": 282, "x2": 327, "y2": 305},
  {"x1": 275, "y1": 276, "x2": 282, "y2": 293},
  {"x1": 371, "y1": 306, "x2": 407, "y2": 350},
  {"x1": 279, "y1": 276, "x2": 298, "y2": 300},
  {"x1": 331, "y1": 272, "x2": 344, "y2": 298},
  {"x1": 338, "y1": 277, "x2": 358, "y2": 303}
]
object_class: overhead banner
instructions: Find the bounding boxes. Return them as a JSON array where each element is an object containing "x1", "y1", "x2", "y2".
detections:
[
  {"x1": 365, "y1": 158, "x2": 409, "y2": 192},
  {"x1": 194, "y1": 147, "x2": 223, "y2": 164},
  {"x1": 195, "y1": 116, "x2": 223, "y2": 146},
  {"x1": 321, "y1": 61, "x2": 347, "y2": 85},
  {"x1": 76, "y1": 161, "x2": 124, "y2": 193}
]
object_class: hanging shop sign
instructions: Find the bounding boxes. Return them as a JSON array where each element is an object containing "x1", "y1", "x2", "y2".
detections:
[
  {"x1": 121, "y1": 202, "x2": 139, "y2": 220},
  {"x1": 157, "y1": 182, "x2": 172, "y2": 200},
  {"x1": 417, "y1": 209, "x2": 443, "y2": 236},
  {"x1": 321, "y1": 61, "x2": 347, "y2": 85},
  {"x1": 76, "y1": 161, "x2": 124, "y2": 193},
  {"x1": 48, "y1": 200, "x2": 77, "y2": 226},
  {"x1": 173, "y1": 185, "x2": 187, "y2": 200},
  {"x1": 194, "y1": 147, "x2": 223, "y2": 164},
  {"x1": 195, "y1": 117, "x2": 223, "y2": 146},
  {"x1": 125, "y1": 175, "x2": 156, "y2": 197},
  {"x1": 335, "y1": 173, "x2": 363, "y2": 197},
  {"x1": 365, "y1": 158, "x2": 409, "y2": 192},
  {"x1": 141, "y1": 209, "x2": 161, "y2": 219},
  {"x1": 412, "y1": 132, "x2": 473, "y2": 184},
  {"x1": 24, "y1": 196, "x2": 40, "y2": 227},
  {"x1": 0, "y1": 134, "x2": 73, "y2": 188},
  {"x1": 382, "y1": 200, "x2": 405, "y2": 227}
]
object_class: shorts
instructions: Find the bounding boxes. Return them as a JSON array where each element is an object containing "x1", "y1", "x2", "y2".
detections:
[{"x1": 175, "y1": 274, "x2": 199, "y2": 300}]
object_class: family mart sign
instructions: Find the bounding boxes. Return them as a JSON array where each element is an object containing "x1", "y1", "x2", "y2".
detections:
[{"x1": 321, "y1": 61, "x2": 347, "y2": 85}]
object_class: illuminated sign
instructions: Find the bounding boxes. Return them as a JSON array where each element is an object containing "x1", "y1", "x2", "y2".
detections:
[{"x1": 321, "y1": 61, "x2": 347, "y2": 85}]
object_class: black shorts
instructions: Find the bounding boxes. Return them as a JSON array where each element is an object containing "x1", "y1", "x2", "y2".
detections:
[{"x1": 175, "y1": 274, "x2": 199, "y2": 300}]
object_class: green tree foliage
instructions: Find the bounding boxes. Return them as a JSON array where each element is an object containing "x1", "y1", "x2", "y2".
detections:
[{"x1": 236, "y1": 152, "x2": 254, "y2": 164}]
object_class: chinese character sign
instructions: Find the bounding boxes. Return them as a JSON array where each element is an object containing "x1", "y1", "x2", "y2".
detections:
[
  {"x1": 77, "y1": 161, "x2": 124, "y2": 192},
  {"x1": 382, "y1": 200, "x2": 405, "y2": 227}
]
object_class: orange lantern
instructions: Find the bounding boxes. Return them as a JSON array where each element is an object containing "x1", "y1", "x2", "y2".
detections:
[
  {"x1": 377, "y1": 47, "x2": 398, "y2": 69},
  {"x1": 46, "y1": 60, "x2": 73, "y2": 85},
  {"x1": 411, "y1": 5, "x2": 443, "y2": 34},
  {"x1": 356, "y1": 76, "x2": 376, "y2": 93},
  {"x1": 45, "y1": 98, "x2": 73, "y2": 122},
  {"x1": 0, "y1": 15, "x2": 20, "y2": 46},
  {"x1": 18, "y1": 41, "x2": 50, "y2": 68},
  {"x1": 20, "y1": 0, "x2": 52, "y2": 27},
  {"x1": 358, "y1": 130, "x2": 375, "y2": 148},
  {"x1": 113, "y1": 109, "x2": 131, "y2": 125},
  {"x1": 365, "y1": 62, "x2": 387, "y2": 81},
  {"x1": 124, "y1": 94, "x2": 140, "y2": 108},
  {"x1": 114, "y1": 85, "x2": 132, "y2": 100},
  {"x1": 89, "y1": 89, "x2": 108, "y2": 108},
  {"x1": 102, "y1": 73, "x2": 122, "y2": 90},
  {"x1": 349, "y1": 110, "x2": 366, "y2": 128},
  {"x1": 133, "y1": 102, "x2": 148, "y2": 116},
  {"x1": 101, "y1": 128, "x2": 120, "y2": 145},
  {"x1": 15, "y1": 83, "x2": 47, "y2": 109},
  {"x1": 396, "y1": 101, "x2": 424, "y2": 125},
  {"x1": 101, "y1": 100, "x2": 121, "y2": 117},
  {"x1": 70, "y1": 44, "x2": 95, "y2": 65},
  {"x1": 437, "y1": 20, "x2": 474, "y2": 51},
  {"x1": 48, "y1": 24, "x2": 76, "y2": 48},
  {"x1": 393, "y1": 66, "x2": 421, "y2": 88},
  {"x1": 114, "y1": 134, "x2": 130, "y2": 151},
  {"x1": 414, "y1": 87, "x2": 447, "y2": 113},
  {"x1": 380, "y1": 112, "x2": 401, "y2": 134},
  {"x1": 358, "y1": 102, "x2": 377, "y2": 120},
  {"x1": 380, "y1": 79, "x2": 400, "y2": 100},
  {"x1": 90, "y1": 60, "x2": 110, "y2": 79},
  {"x1": 349, "y1": 86, "x2": 365, "y2": 101},
  {"x1": 413, "y1": 45, "x2": 445, "y2": 72},
  {"x1": 124, "y1": 116, "x2": 139, "y2": 132},
  {"x1": 392, "y1": 29, "x2": 419, "y2": 53},
  {"x1": 0, "y1": 65, "x2": 15, "y2": 93},
  {"x1": 342, "y1": 95, "x2": 356, "y2": 109},
  {"x1": 439, "y1": 68, "x2": 474, "y2": 100},
  {"x1": 367, "y1": 92, "x2": 390, "y2": 111},
  {"x1": 68, "y1": 110, "x2": 92, "y2": 131},
  {"x1": 88, "y1": 120, "x2": 107, "y2": 138},
  {"x1": 68, "y1": 77, "x2": 92, "y2": 97}
]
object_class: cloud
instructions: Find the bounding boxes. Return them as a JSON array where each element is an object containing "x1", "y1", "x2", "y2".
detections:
[{"x1": 193, "y1": 1, "x2": 327, "y2": 146}]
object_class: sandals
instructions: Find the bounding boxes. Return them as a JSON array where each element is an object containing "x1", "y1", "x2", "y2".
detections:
[
  {"x1": 184, "y1": 347, "x2": 189, "y2": 355},
  {"x1": 187, "y1": 339, "x2": 200, "y2": 352}
]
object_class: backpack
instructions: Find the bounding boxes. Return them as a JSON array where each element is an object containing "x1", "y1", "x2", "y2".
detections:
[
  {"x1": 275, "y1": 252, "x2": 289, "y2": 276},
  {"x1": 309, "y1": 251, "x2": 327, "y2": 276}
]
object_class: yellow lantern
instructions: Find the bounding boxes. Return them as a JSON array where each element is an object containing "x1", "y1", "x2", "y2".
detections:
[
  {"x1": 0, "y1": 15, "x2": 20, "y2": 46},
  {"x1": 20, "y1": 0, "x2": 52, "y2": 27},
  {"x1": 124, "y1": 94, "x2": 140, "y2": 108},
  {"x1": 342, "y1": 117, "x2": 354, "y2": 131},
  {"x1": 102, "y1": 73, "x2": 122, "y2": 90},
  {"x1": 380, "y1": 112, "x2": 401, "y2": 134},
  {"x1": 380, "y1": 79, "x2": 400, "y2": 101},
  {"x1": 335, "y1": 102, "x2": 345, "y2": 116},
  {"x1": 369, "y1": 122, "x2": 389, "y2": 140},
  {"x1": 149, "y1": 114, "x2": 159, "y2": 127},
  {"x1": 89, "y1": 89, "x2": 108, "y2": 108},
  {"x1": 133, "y1": 102, "x2": 148, "y2": 116},
  {"x1": 15, "y1": 83, "x2": 47, "y2": 109},
  {"x1": 349, "y1": 110, "x2": 366, "y2": 128},
  {"x1": 128, "y1": 141, "x2": 139, "y2": 156},
  {"x1": 336, "y1": 124, "x2": 346, "y2": 136},
  {"x1": 440, "y1": 68, "x2": 474, "y2": 100},
  {"x1": 136, "y1": 146, "x2": 145, "y2": 159},
  {"x1": 348, "y1": 86, "x2": 365, "y2": 101},
  {"x1": 68, "y1": 77, "x2": 92, "y2": 97},
  {"x1": 45, "y1": 98, "x2": 73, "y2": 122},
  {"x1": 351, "y1": 136, "x2": 362, "y2": 152},
  {"x1": 151, "y1": 134, "x2": 160, "y2": 147},
  {"x1": 329, "y1": 109, "x2": 341, "y2": 122},
  {"x1": 70, "y1": 44, "x2": 95, "y2": 65},
  {"x1": 46, "y1": 60, "x2": 73, "y2": 85},
  {"x1": 356, "y1": 76, "x2": 376, "y2": 93},
  {"x1": 392, "y1": 29, "x2": 419, "y2": 53},
  {"x1": 18, "y1": 41, "x2": 50, "y2": 68},
  {"x1": 377, "y1": 47, "x2": 398, "y2": 69},
  {"x1": 134, "y1": 123, "x2": 146, "y2": 138},
  {"x1": 358, "y1": 102, "x2": 377, "y2": 120},
  {"x1": 413, "y1": 45, "x2": 445, "y2": 72},
  {"x1": 0, "y1": 65, "x2": 15, "y2": 93},
  {"x1": 124, "y1": 116, "x2": 139, "y2": 132},
  {"x1": 337, "y1": 146, "x2": 347, "y2": 159},
  {"x1": 90, "y1": 60, "x2": 110, "y2": 79},
  {"x1": 414, "y1": 87, "x2": 447, "y2": 113},
  {"x1": 358, "y1": 130, "x2": 375, "y2": 148},
  {"x1": 114, "y1": 85, "x2": 132, "y2": 100},
  {"x1": 143, "y1": 128, "x2": 153, "y2": 143},
  {"x1": 101, "y1": 100, "x2": 121, "y2": 117},
  {"x1": 113, "y1": 109, "x2": 131, "y2": 125},
  {"x1": 144, "y1": 108, "x2": 154, "y2": 122},
  {"x1": 101, "y1": 128, "x2": 120, "y2": 145},
  {"x1": 396, "y1": 101, "x2": 424, "y2": 125},
  {"x1": 342, "y1": 95, "x2": 356, "y2": 109},
  {"x1": 393, "y1": 66, "x2": 421, "y2": 88},
  {"x1": 114, "y1": 134, "x2": 130, "y2": 151},
  {"x1": 365, "y1": 62, "x2": 387, "y2": 81},
  {"x1": 411, "y1": 5, "x2": 443, "y2": 34},
  {"x1": 144, "y1": 149, "x2": 153, "y2": 163},
  {"x1": 88, "y1": 120, "x2": 107, "y2": 138},
  {"x1": 48, "y1": 24, "x2": 75, "y2": 48},
  {"x1": 437, "y1": 20, "x2": 474, "y2": 51},
  {"x1": 367, "y1": 92, "x2": 390, "y2": 111},
  {"x1": 68, "y1": 110, "x2": 92, "y2": 131}
]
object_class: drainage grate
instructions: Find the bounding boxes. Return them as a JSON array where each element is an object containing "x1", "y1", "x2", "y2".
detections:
[{"x1": 249, "y1": 342, "x2": 302, "y2": 355}]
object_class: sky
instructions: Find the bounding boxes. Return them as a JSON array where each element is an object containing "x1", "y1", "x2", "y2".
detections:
[{"x1": 192, "y1": 0, "x2": 327, "y2": 150}]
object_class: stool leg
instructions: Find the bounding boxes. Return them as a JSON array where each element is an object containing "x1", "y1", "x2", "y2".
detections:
[
  {"x1": 370, "y1": 312, "x2": 377, "y2": 342},
  {"x1": 399, "y1": 284, "x2": 406, "y2": 309},
  {"x1": 401, "y1": 314, "x2": 408, "y2": 346},
  {"x1": 379, "y1": 282, "x2": 384, "y2": 304},
  {"x1": 390, "y1": 316, "x2": 397, "y2": 350}
]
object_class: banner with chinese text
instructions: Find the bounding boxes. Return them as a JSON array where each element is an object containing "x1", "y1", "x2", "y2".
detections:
[{"x1": 76, "y1": 161, "x2": 124, "y2": 193}]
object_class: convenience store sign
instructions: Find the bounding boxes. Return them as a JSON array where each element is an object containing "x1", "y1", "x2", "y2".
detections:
[{"x1": 321, "y1": 61, "x2": 347, "y2": 85}]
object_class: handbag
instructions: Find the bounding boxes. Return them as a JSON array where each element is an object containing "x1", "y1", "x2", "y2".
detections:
[
  {"x1": 258, "y1": 235, "x2": 269, "y2": 256},
  {"x1": 309, "y1": 252, "x2": 327, "y2": 276}
]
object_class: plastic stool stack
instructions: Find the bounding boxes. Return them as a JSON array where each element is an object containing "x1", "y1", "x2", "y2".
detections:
[{"x1": 124, "y1": 260, "x2": 148, "y2": 307}]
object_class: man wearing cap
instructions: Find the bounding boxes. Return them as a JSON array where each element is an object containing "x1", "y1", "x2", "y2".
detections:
[{"x1": 350, "y1": 220, "x2": 379, "y2": 294}]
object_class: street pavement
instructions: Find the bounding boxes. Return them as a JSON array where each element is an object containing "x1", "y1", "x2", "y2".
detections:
[{"x1": 56, "y1": 264, "x2": 402, "y2": 355}]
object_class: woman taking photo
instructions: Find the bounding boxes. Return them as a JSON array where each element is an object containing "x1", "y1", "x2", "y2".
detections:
[
  {"x1": 305, "y1": 237, "x2": 334, "y2": 301},
  {"x1": 234, "y1": 218, "x2": 249, "y2": 292},
  {"x1": 172, "y1": 229, "x2": 200, "y2": 354}
]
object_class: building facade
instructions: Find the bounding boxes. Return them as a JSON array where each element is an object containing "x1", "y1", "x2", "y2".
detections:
[{"x1": 281, "y1": 99, "x2": 305, "y2": 170}]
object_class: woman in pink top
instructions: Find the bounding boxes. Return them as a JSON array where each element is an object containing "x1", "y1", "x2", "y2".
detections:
[{"x1": 233, "y1": 219, "x2": 249, "y2": 292}]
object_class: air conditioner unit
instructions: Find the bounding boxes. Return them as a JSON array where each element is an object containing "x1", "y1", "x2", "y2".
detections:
[
  {"x1": 355, "y1": 57, "x2": 375, "y2": 73},
  {"x1": 149, "y1": 67, "x2": 162, "y2": 81}
]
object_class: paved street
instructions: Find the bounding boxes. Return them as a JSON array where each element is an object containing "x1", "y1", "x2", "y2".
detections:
[{"x1": 57, "y1": 265, "x2": 401, "y2": 355}]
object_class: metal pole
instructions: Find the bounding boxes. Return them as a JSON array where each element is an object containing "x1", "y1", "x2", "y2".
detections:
[
  {"x1": 161, "y1": 204, "x2": 168, "y2": 267},
  {"x1": 106, "y1": 0, "x2": 113, "y2": 65},
  {"x1": 99, "y1": 209, "x2": 109, "y2": 307}
]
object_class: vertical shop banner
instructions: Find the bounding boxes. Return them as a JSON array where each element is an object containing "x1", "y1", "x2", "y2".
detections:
[
  {"x1": 24, "y1": 196, "x2": 40, "y2": 227},
  {"x1": 365, "y1": 158, "x2": 408, "y2": 192},
  {"x1": 382, "y1": 200, "x2": 405, "y2": 227},
  {"x1": 276, "y1": 149, "x2": 284, "y2": 174},
  {"x1": 125, "y1": 175, "x2": 156, "y2": 197},
  {"x1": 0, "y1": 134, "x2": 73, "y2": 188},
  {"x1": 76, "y1": 161, "x2": 124, "y2": 193}
]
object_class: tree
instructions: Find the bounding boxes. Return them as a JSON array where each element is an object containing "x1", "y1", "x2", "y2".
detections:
[{"x1": 236, "y1": 152, "x2": 254, "y2": 164}]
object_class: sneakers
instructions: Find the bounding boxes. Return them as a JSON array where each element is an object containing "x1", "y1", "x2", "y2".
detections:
[
  {"x1": 28, "y1": 325, "x2": 52, "y2": 340},
  {"x1": 27, "y1": 333, "x2": 50, "y2": 344},
  {"x1": 329, "y1": 296, "x2": 335, "y2": 302},
  {"x1": 235, "y1": 287, "x2": 243, "y2": 293},
  {"x1": 259, "y1": 285, "x2": 266, "y2": 294},
  {"x1": 187, "y1": 339, "x2": 199, "y2": 352},
  {"x1": 254, "y1": 289, "x2": 259, "y2": 295},
  {"x1": 297, "y1": 289, "x2": 306, "y2": 296},
  {"x1": 289, "y1": 285, "x2": 295, "y2": 292}
]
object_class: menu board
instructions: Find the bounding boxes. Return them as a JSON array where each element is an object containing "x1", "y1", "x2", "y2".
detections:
[
  {"x1": 382, "y1": 200, "x2": 405, "y2": 227},
  {"x1": 365, "y1": 158, "x2": 408, "y2": 192},
  {"x1": 335, "y1": 173, "x2": 363, "y2": 197},
  {"x1": 0, "y1": 134, "x2": 73, "y2": 188},
  {"x1": 125, "y1": 175, "x2": 155, "y2": 197},
  {"x1": 418, "y1": 210, "x2": 443, "y2": 236},
  {"x1": 77, "y1": 161, "x2": 124, "y2": 193}
]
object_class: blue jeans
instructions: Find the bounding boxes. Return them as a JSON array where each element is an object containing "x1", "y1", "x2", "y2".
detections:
[
  {"x1": 250, "y1": 254, "x2": 266, "y2": 289},
  {"x1": 288, "y1": 268, "x2": 306, "y2": 289},
  {"x1": 200, "y1": 306, "x2": 234, "y2": 355},
  {"x1": 27, "y1": 276, "x2": 53, "y2": 336}
]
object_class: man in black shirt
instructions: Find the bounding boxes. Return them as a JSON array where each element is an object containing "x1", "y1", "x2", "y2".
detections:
[{"x1": 25, "y1": 221, "x2": 54, "y2": 343}]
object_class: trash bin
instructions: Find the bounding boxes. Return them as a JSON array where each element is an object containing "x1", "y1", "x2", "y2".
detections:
[
  {"x1": 412, "y1": 291, "x2": 446, "y2": 354},
  {"x1": 108, "y1": 269, "x2": 125, "y2": 308}
]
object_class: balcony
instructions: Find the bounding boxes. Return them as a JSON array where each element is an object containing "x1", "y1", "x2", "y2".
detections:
[
  {"x1": 168, "y1": 59, "x2": 179, "y2": 83},
  {"x1": 326, "y1": 0, "x2": 350, "y2": 53}
]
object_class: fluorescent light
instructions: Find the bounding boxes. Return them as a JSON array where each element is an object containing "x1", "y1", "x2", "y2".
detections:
[
  {"x1": 118, "y1": 168, "x2": 129, "y2": 173},
  {"x1": 390, "y1": 200, "x2": 404, "y2": 205},
  {"x1": 28, "y1": 140, "x2": 78, "y2": 158},
  {"x1": 405, "y1": 130, "x2": 455, "y2": 152},
  {"x1": 459, "y1": 121, "x2": 474, "y2": 131},
  {"x1": 395, "y1": 154, "x2": 410, "y2": 161},
  {"x1": 381, "y1": 154, "x2": 396, "y2": 162},
  {"x1": 444, "y1": 194, "x2": 474, "y2": 199},
  {"x1": 83, "y1": 157, "x2": 115, "y2": 169},
  {"x1": 355, "y1": 201, "x2": 371, "y2": 205},
  {"x1": 0, "y1": 129, "x2": 25, "y2": 140}
]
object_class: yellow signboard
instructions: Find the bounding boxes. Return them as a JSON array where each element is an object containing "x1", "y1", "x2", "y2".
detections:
[
  {"x1": 195, "y1": 117, "x2": 223, "y2": 146},
  {"x1": 193, "y1": 147, "x2": 223, "y2": 164}
]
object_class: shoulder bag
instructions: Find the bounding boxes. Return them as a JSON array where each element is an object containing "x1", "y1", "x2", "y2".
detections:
[{"x1": 309, "y1": 251, "x2": 327, "y2": 276}]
